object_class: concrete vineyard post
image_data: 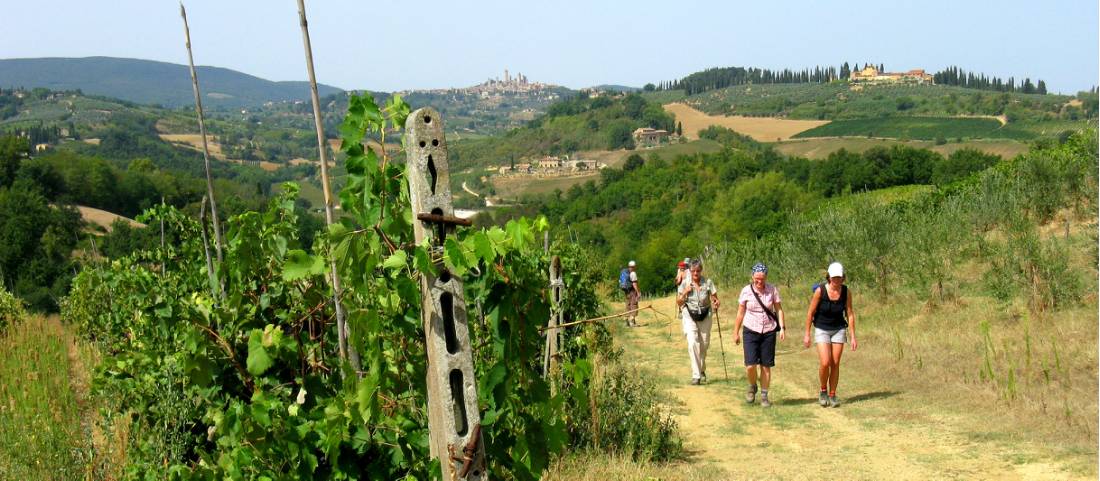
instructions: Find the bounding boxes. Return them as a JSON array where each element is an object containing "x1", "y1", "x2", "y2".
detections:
[
  {"x1": 545, "y1": 255, "x2": 564, "y2": 395},
  {"x1": 405, "y1": 107, "x2": 486, "y2": 480}
]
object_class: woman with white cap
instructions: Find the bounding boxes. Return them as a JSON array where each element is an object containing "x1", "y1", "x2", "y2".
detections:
[{"x1": 803, "y1": 262, "x2": 858, "y2": 407}]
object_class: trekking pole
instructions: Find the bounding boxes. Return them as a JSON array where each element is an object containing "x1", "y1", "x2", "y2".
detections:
[{"x1": 713, "y1": 308, "x2": 729, "y2": 382}]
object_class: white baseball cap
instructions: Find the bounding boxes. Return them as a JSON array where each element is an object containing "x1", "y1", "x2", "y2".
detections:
[
  {"x1": 683, "y1": 257, "x2": 690, "y2": 263},
  {"x1": 628, "y1": 260, "x2": 636, "y2": 267},
  {"x1": 828, "y1": 262, "x2": 844, "y2": 278}
]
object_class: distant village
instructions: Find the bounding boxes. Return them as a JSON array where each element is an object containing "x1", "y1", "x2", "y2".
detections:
[
  {"x1": 495, "y1": 155, "x2": 605, "y2": 177},
  {"x1": 400, "y1": 69, "x2": 560, "y2": 100}
]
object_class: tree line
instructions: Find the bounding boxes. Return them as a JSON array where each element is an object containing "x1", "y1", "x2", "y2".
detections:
[
  {"x1": 654, "y1": 63, "x2": 1051, "y2": 96},
  {"x1": 933, "y1": 66, "x2": 1047, "y2": 94}
]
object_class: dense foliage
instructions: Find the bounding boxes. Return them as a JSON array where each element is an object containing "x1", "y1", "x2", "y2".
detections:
[
  {"x1": 62, "y1": 93, "x2": 678, "y2": 480},
  {"x1": 450, "y1": 93, "x2": 674, "y2": 170},
  {"x1": 517, "y1": 129, "x2": 1010, "y2": 293},
  {"x1": 680, "y1": 82, "x2": 1097, "y2": 123},
  {"x1": 707, "y1": 130, "x2": 1098, "y2": 308}
]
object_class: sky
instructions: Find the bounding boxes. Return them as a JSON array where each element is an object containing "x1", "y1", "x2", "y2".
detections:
[{"x1": 1, "y1": 0, "x2": 1097, "y2": 94}]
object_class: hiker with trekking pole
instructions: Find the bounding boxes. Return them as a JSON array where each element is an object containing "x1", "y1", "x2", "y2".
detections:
[
  {"x1": 677, "y1": 259, "x2": 721, "y2": 385},
  {"x1": 619, "y1": 261, "x2": 641, "y2": 327},
  {"x1": 734, "y1": 263, "x2": 786, "y2": 407}
]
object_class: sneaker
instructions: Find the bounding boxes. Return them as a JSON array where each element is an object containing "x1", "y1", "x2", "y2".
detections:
[
  {"x1": 829, "y1": 395, "x2": 840, "y2": 408},
  {"x1": 691, "y1": 378, "x2": 701, "y2": 386},
  {"x1": 818, "y1": 391, "x2": 829, "y2": 407},
  {"x1": 700, "y1": 373, "x2": 707, "y2": 384},
  {"x1": 761, "y1": 393, "x2": 772, "y2": 408},
  {"x1": 745, "y1": 385, "x2": 757, "y2": 404}
]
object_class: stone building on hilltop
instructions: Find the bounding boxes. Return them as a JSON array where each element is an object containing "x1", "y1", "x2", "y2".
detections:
[{"x1": 849, "y1": 65, "x2": 934, "y2": 85}]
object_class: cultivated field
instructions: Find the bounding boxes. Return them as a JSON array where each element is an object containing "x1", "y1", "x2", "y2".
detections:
[
  {"x1": 774, "y1": 137, "x2": 1031, "y2": 160},
  {"x1": 77, "y1": 205, "x2": 145, "y2": 232},
  {"x1": 664, "y1": 103, "x2": 829, "y2": 141},
  {"x1": 159, "y1": 133, "x2": 281, "y2": 171}
]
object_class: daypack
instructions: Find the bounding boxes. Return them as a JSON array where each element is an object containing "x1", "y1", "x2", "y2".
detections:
[
  {"x1": 811, "y1": 282, "x2": 821, "y2": 295},
  {"x1": 619, "y1": 268, "x2": 632, "y2": 290}
]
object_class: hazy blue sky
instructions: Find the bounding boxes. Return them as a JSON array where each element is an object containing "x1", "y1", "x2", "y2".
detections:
[{"x1": 1, "y1": 0, "x2": 1096, "y2": 93}]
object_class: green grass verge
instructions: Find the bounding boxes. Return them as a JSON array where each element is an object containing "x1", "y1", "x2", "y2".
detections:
[{"x1": 0, "y1": 317, "x2": 90, "y2": 479}]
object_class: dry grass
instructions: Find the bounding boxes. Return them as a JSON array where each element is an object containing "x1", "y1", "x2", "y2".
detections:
[
  {"x1": 159, "y1": 133, "x2": 227, "y2": 158},
  {"x1": 544, "y1": 452, "x2": 722, "y2": 480},
  {"x1": 77, "y1": 205, "x2": 145, "y2": 233},
  {"x1": 664, "y1": 103, "x2": 829, "y2": 141},
  {"x1": 773, "y1": 137, "x2": 1031, "y2": 160},
  {"x1": 591, "y1": 251, "x2": 1098, "y2": 480}
]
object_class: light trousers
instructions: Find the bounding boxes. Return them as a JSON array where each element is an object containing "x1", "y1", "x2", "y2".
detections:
[{"x1": 682, "y1": 308, "x2": 713, "y2": 379}]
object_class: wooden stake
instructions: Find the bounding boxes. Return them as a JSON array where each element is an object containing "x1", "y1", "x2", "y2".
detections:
[
  {"x1": 159, "y1": 197, "x2": 166, "y2": 275},
  {"x1": 199, "y1": 196, "x2": 219, "y2": 298},
  {"x1": 295, "y1": 0, "x2": 360, "y2": 372},
  {"x1": 179, "y1": 3, "x2": 224, "y2": 263}
]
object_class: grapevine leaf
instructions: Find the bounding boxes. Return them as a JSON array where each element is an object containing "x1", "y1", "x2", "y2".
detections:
[
  {"x1": 246, "y1": 329, "x2": 274, "y2": 376},
  {"x1": 283, "y1": 250, "x2": 325, "y2": 281},
  {"x1": 382, "y1": 250, "x2": 408, "y2": 271}
]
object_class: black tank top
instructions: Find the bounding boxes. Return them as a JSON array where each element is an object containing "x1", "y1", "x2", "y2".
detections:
[{"x1": 813, "y1": 285, "x2": 848, "y2": 330}]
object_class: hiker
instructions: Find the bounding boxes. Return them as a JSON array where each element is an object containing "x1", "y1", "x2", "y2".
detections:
[
  {"x1": 674, "y1": 257, "x2": 690, "y2": 288},
  {"x1": 803, "y1": 262, "x2": 858, "y2": 408},
  {"x1": 734, "y1": 263, "x2": 786, "y2": 407},
  {"x1": 620, "y1": 260, "x2": 640, "y2": 327},
  {"x1": 677, "y1": 259, "x2": 720, "y2": 385}
]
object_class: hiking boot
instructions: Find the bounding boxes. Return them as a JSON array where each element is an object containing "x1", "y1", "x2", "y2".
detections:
[
  {"x1": 761, "y1": 393, "x2": 772, "y2": 408},
  {"x1": 818, "y1": 391, "x2": 829, "y2": 407},
  {"x1": 745, "y1": 385, "x2": 757, "y2": 404},
  {"x1": 690, "y1": 378, "x2": 700, "y2": 386},
  {"x1": 829, "y1": 395, "x2": 840, "y2": 408}
]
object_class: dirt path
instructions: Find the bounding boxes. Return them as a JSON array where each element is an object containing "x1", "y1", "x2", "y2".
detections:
[{"x1": 622, "y1": 295, "x2": 1087, "y2": 480}]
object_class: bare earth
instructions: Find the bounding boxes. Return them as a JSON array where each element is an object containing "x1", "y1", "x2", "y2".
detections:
[
  {"x1": 664, "y1": 103, "x2": 829, "y2": 142},
  {"x1": 616, "y1": 294, "x2": 1090, "y2": 481}
]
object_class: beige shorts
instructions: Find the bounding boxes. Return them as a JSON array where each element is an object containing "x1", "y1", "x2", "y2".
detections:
[{"x1": 814, "y1": 327, "x2": 847, "y2": 344}]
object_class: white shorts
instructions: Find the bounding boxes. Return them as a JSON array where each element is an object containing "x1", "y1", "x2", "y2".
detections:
[{"x1": 814, "y1": 327, "x2": 847, "y2": 344}]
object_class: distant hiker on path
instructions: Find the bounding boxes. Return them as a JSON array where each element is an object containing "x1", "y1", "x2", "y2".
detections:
[
  {"x1": 675, "y1": 257, "x2": 690, "y2": 288},
  {"x1": 734, "y1": 263, "x2": 785, "y2": 407},
  {"x1": 677, "y1": 259, "x2": 720, "y2": 385},
  {"x1": 620, "y1": 260, "x2": 640, "y2": 327},
  {"x1": 803, "y1": 262, "x2": 858, "y2": 408}
]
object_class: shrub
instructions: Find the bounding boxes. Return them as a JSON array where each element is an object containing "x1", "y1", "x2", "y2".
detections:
[{"x1": 0, "y1": 285, "x2": 25, "y2": 333}]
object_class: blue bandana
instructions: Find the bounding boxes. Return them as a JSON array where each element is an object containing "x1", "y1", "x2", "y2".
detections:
[{"x1": 751, "y1": 263, "x2": 768, "y2": 274}]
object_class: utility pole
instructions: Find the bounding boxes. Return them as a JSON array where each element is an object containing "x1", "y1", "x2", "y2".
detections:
[{"x1": 406, "y1": 107, "x2": 486, "y2": 480}]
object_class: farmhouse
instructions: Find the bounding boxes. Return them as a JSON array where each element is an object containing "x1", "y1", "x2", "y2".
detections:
[
  {"x1": 633, "y1": 127, "x2": 669, "y2": 148},
  {"x1": 849, "y1": 65, "x2": 934, "y2": 85},
  {"x1": 568, "y1": 160, "x2": 601, "y2": 171},
  {"x1": 537, "y1": 156, "x2": 563, "y2": 169}
]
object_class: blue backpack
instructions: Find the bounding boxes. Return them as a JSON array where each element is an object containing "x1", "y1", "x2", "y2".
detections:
[{"x1": 619, "y1": 268, "x2": 632, "y2": 290}]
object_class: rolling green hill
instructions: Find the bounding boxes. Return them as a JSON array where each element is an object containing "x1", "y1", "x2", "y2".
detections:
[
  {"x1": 0, "y1": 57, "x2": 343, "y2": 108},
  {"x1": 681, "y1": 82, "x2": 1096, "y2": 121}
]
